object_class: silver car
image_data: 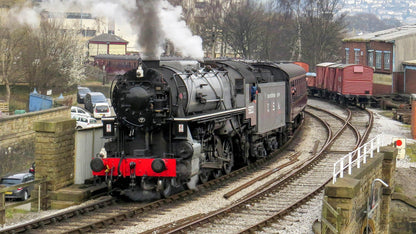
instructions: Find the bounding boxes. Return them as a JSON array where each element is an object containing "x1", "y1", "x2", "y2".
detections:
[{"x1": 0, "y1": 173, "x2": 35, "y2": 201}]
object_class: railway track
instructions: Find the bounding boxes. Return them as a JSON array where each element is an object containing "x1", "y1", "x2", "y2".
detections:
[{"x1": 141, "y1": 103, "x2": 373, "y2": 234}]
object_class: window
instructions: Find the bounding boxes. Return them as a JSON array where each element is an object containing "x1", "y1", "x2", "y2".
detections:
[
  {"x1": 66, "y1": 12, "x2": 92, "y2": 19},
  {"x1": 354, "y1": 48, "x2": 360, "y2": 64},
  {"x1": 345, "y1": 48, "x2": 350, "y2": 63},
  {"x1": 368, "y1": 50, "x2": 374, "y2": 67},
  {"x1": 384, "y1": 51, "x2": 391, "y2": 70},
  {"x1": 375, "y1": 51, "x2": 382, "y2": 69},
  {"x1": 235, "y1": 79, "x2": 244, "y2": 94}
]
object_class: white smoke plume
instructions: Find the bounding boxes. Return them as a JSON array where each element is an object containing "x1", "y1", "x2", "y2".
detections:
[
  {"x1": 159, "y1": 1, "x2": 204, "y2": 59},
  {"x1": 8, "y1": 0, "x2": 204, "y2": 59}
]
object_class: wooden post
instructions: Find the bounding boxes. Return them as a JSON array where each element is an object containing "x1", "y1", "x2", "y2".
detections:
[
  {"x1": 411, "y1": 100, "x2": 416, "y2": 139},
  {"x1": 0, "y1": 192, "x2": 4, "y2": 227}
]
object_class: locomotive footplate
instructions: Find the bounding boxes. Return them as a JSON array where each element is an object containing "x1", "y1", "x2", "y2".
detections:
[{"x1": 200, "y1": 162, "x2": 223, "y2": 169}]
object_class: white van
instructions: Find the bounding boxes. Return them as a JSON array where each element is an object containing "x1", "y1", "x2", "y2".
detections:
[{"x1": 93, "y1": 103, "x2": 111, "y2": 119}]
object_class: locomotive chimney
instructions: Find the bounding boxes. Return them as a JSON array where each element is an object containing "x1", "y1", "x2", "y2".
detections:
[{"x1": 143, "y1": 60, "x2": 160, "y2": 68}]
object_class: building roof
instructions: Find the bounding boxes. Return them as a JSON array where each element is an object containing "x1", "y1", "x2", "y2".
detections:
[
  {"x1": 343, "y1": 24, "x2": 416, "y2": 43},
  {"x1": 89, "y1": 33, "x2": 128, "y2": 44},
  {"x1": 403, "y1": 60, "x2": 416, "y2": 66}
]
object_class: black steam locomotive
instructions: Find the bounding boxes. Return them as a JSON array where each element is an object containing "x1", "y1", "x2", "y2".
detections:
[{"x1": 90, "y1": 59, "x2": 307, "y2": 201}]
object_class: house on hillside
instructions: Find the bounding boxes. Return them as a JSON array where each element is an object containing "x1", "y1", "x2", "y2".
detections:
[
  {"x1": 88, "y1": 33, "x2": 129, "y2": 58},
  {"x1": 343, "y1": 24, "x2": 416, "y2": 95}
]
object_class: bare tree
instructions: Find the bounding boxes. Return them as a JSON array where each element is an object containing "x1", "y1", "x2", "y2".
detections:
[
  {"x1": 301, "y1": 0, "x2": 346, "y2": 68},
  {"x1": 222, "y1": 1, "x2": 265, "y2": 59},
  {"x1": 273, "y1": 0, "x2": 304, "y2": 61},
  {"x1": 20, "y1": 21, "x2": 86, "y2": 93},
  {"x1": 0, "y1": 20, "x2": 28, "y2": 103}
]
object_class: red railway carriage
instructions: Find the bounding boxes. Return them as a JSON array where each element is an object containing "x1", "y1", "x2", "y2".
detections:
[
  {"x1": 315, "y1": 62, "x2": 335, "y2": 90},
  {"x1": 308, "y1": 62, "x2": 374, "y2": 106},
  {"x1": 335, "y1": 64, "x2": 373, "y2": 96},
  {"x1": 325, "y1": 63, "x2": 341, "y2": 92}
]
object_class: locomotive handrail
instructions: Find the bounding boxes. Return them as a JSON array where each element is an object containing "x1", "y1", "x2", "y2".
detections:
[
  {"x1": 332, "y1": 134, "x2": 391, "y2": 183},
  {"x1": 172, "y1": 107, "x2": 246, "y2": 122}
]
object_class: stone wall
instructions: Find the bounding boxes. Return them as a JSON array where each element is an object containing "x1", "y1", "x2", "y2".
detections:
[
  {"x1": 34, "y1": 118, "x2": 75, "y2": 191},
  {"x1": 0, "y1": 106, "x2": 70, "y2": 177},
  {"x1": 322, "y1": 146, "x2": 397, "y2": 233},
  {"x1": 390, "y1": 193, "x2": 416, "y2": 233}
]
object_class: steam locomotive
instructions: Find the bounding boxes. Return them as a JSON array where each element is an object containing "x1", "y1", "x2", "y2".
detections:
[{"x1": 90, "y1": 59, "x2": 307, "y2": 201}]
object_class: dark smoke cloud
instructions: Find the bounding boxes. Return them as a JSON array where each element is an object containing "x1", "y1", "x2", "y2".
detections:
[{"x1": 135, "y1": 0, "x2": 164, "y2": 59}]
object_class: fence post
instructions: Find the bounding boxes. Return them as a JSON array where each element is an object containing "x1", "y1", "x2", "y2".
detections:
[
  {"x1": 0, "y1": 192, "x2": 4, "y2": 227},
  {"x1": 348, "y1": 153, "x2": 352, "y2": 175},
  {"x1": 363, "y1": 145, "x2": 367, "y2": 164},
  {"x1": 370, "y1": 140, "x2": 374, "y2": 158},
  {"x1": 38, "y1": 184, "x2": 41, "y2": 212},
  {"x1": 41, "y1": 180, "x2": 49, "y2": 210},
  {"x1": 377, "y1": 136, "x2": 381, "y2": 152},
  {"x1": 340, "y1": 160, "x2": 344, "y2": 178}
]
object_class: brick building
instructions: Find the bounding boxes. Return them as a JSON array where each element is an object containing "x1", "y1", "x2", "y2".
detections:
[{"x1": 342, "y1": 25, "x2": 416, "y2": 95}]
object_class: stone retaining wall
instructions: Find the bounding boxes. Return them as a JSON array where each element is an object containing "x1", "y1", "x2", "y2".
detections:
[{"x1": 0, "y1": 106, "x2": 70, "y2": 177}]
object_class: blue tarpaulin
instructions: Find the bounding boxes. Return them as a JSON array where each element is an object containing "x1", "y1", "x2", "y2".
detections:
[{"x1": 29, "y1": 89, "x2": 53, "y2": 112}]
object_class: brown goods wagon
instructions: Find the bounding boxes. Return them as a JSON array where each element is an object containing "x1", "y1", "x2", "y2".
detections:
[
  {"x1": 316, "y1": 62, "x2": 335, "y2": 89},
  {"x1": 325, "y1": 63, "x2": 341, "y2": 92},
  {"x1": 335, "y1": 64, "x2": 373, "y2": 95}
]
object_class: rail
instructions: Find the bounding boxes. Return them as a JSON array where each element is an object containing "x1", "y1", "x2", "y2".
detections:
[{"x1": 333, "y1": 134, "x2": 390, "y2": 183}]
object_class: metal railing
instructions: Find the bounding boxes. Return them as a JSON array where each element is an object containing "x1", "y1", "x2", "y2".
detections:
[
  {"x1": 333, "y1": 134, "x2": 390, "y2": 183},
  {"x1": 0, "y1": 179, "x2": 49, "y2": 227}
]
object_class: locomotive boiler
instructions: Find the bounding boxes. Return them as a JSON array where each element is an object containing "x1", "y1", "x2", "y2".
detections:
[{"x1": 90, "y1": 59, "x2": 307, "y2": 201}]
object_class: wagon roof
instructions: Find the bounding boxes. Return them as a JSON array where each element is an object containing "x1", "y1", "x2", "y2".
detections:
[
  {"x1": 336, "y1": 64, "x2": 373, "y2": 70},
  {"x1": 316, "y1": 62, "x2": 336, "y2": 67}
]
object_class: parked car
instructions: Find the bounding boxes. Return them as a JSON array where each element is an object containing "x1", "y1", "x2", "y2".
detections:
[
  {"x1": 77, "y1": 87, "x2": 91, "y2": 104},
  {"x1": 93, "y1": 102, "x2": 112, "y2": 119},
  {"x1": 71, "y1": 106, "x2": 91, "y2": 119},
  {"x1": 72, "y1": 115, "x2": 102, "y2": 129},
  {"x1": 84, "y1": 92, "x2": 108, "y2": 113},
  {"x1": 0, "y1": 173, "x2": 35, "y2": 201}
]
